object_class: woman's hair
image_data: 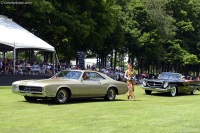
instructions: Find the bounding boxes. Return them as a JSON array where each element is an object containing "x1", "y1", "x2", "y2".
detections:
[{"x1": 127, "y1": 63, "x2": 132, "y2": 67}]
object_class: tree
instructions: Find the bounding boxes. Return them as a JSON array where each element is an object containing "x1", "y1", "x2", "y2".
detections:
[{"x1": 165, "y1": 0, "x2": 200, "y2": 73}]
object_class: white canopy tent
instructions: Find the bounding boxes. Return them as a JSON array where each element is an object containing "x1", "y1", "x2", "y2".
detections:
[{"x1": 0, "y1": 15, "x2": 56, "y2": 73}]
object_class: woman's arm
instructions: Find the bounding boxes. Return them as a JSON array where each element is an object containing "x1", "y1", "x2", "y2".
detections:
[{"x1": 124, "y1": 70, "x2": 129, "y2": 80}]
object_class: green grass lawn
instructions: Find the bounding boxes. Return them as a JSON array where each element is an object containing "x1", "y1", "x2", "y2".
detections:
[{"x1": 0, "y1": 86, "x2": 200, "y2": 133}]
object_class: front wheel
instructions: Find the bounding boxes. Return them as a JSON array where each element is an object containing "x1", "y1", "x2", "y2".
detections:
[
  {"x1": 54, "y1": 89, "x2": 69, "y2": 104},
  {"x1": 191, "y1": 88, "x2": 198, "y2": 95},
  {"x1": 105, "y1": 88, "x2": 116, "y2": 101},
  {"x1": 24, "y1": 96, "x2": 37, "y2": 102},
  {"x1": 170, "y1": 86, "x2": 177, "y2": 97}
]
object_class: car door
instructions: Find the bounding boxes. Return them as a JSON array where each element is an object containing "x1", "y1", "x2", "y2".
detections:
[
  {"x1": 182, "y1": 80, "x2": 194, "y2": 92},
  {"x1": 80, "y1": 72, "x2": 107, "y2": 96}
]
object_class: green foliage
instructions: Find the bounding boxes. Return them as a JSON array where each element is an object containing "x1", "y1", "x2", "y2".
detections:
[
  {"x1": 166, "y1": 40, "x2": 185, "y2": 63},
  {"x1": 4, "y1": 52, "x2": 13, "y2": 59},
  {"x1": 0, "y1": 0, "x2": 199, "y2": 72},
  {"x1": 5, "y1": 51, "x2": 43, "y2": 63},
  {"x1": 183, "y1": 54, "x2": 199, "y2": 65},
  {"x1": 166, "y1": 40, "x2": 199, "y2": 65},
  {"x1": 143, "y1": 0, "x2": 176, "y2": 41},
  {"x1": 164, "y1": 0, "x2": 200, "y2": 66}
]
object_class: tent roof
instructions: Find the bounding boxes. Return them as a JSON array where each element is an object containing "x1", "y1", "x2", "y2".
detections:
[{"x1": 0, "y1": 15, "x2": 55, "y2": 52}]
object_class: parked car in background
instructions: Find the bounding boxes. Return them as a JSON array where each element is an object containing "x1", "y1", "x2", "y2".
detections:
[
  {"x1": 141, "y1": 72, "x2": 200, "y2": 96},
  {"x1": 12, "y1": 70, "x2": 128, "y2": 104}
]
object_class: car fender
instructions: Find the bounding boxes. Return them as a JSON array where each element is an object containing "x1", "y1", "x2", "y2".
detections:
[
  {"x1": 45, "y1": 85, "x2": 71, "y2": 97},
  {"x1": 168, "y1": 84, "x2": 178, "y2": 92},
  {"x1": 106, "y1": 85, "x2": 118, "y2": 95},
  {"x1": 57, "y1": 85, "x2": 71, "y2": 92}
]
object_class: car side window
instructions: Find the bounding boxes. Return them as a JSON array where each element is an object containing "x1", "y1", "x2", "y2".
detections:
[
  {"x1": 66, "y1": 71, "x2": 82, "y2": 79},
  {"x1": 82, "y1": 72, "x2": 91, "y2": 80},
  {"x1": 88, "y1": 72, "x2": 104, "y2": 81}
]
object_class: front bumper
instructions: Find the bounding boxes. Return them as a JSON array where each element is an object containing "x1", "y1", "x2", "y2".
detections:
[
  {"x1": 12, "y1": 89, "x2": 49, "y2": 97},
  {"x1": 12, "y1": 85, "x2": 56, "y2": 98},
  {"x1": 141, "y1": 85, "x2": 173, "y2": 92}
]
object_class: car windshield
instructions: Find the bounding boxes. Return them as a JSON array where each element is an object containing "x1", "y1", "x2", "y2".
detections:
[
  {"x1": 51, "y1": 70, "x2": 82, "y2": 80},
  {"x1": 158, "y1": 73, "x2": 181, "y2": 80}
]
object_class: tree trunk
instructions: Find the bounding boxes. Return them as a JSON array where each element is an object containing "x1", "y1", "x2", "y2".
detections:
[
  {"x1": 114, "y1": 51, "x2": 117, "y2": 70},
  {"x1": 110, "y1": 51, "x2": 113, "y2": 68}
]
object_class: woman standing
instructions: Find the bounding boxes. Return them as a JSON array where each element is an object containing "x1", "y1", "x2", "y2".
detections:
[{"x1": 124, "y1": 63, "x2": 135, "y2": 100}]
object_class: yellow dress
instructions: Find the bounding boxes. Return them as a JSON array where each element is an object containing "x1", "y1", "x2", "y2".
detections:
[
  {"x1": 127, "y1": 70, "x2": 134, "y2": 80},
  {"x1": 126, "y1": 69, "x2": 135, "y2": 85}
]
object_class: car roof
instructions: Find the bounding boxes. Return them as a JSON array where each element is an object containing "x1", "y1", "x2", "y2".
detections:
[
  {"x1": 62, "y1": 69, "x2": 112, "y2": 79},
  {"x1": 64, "y1": 69, "x2": 98, "y2": 73},
  {"x1": 161, "y1": 72, "x2": 181, "y2": 75}
]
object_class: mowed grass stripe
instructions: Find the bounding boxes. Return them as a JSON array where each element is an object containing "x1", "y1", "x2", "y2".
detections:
[{"x1": 0, "y1": 86, "x2": 200, "y2": 133}]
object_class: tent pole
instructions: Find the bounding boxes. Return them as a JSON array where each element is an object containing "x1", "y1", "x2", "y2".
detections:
[{"x1": 13, "y1": 42, "x2": 16, "y2": 74}]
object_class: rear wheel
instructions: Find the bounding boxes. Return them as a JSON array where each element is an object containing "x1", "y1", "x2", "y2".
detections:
[
  {"x1": 24, "y1": 96, "x2": 37, "y2": 102},
  {"x1": 170, "y1": 86, "x2": 177, "y2": 97},
  {"x1": 54, "y1": 89, "x2": 69, "y2": 104},
  {"x1": 191, "y1": 88, "x2": 198, "y2": 95},
  {"x1": 105, "y1": 88, "x2": 116, "y2": 101},
  {"x1": 145, "y1": 90, "x2": 152, "y2": 95}
]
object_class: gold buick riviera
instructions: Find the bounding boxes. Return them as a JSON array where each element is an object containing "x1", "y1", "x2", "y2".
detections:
[{"x1": 12, "y1": 70, "x2": 128, "y2": 104}]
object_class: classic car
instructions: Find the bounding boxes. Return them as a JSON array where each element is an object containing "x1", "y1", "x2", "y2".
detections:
[
  {"x1": 141, "y1": 72, "x2": 200, "y2": 96},
  {"x1": 12, "y1": 70, "x2": 128, "y2": 104}
]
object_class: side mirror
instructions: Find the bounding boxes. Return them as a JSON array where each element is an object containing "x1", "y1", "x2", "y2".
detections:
[{"x1": 81, "y1": 78, "x2": 84, "y2": 82}]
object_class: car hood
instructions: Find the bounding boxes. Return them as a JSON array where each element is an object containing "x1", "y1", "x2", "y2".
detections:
[
  {"x1": 12, "y1": 78, "x2": 80, "y2": 87},
  {"x1": 145, "y1": 79, "x2": 178, "y2": 82}
]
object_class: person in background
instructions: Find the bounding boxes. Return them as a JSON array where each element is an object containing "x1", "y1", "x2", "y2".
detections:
[
  {"x1": 82, "y1": 72, "x2": 91, "y2": 80},
  {"x1": 15, "y1": 59, "x2": 21, "y2": 73},
  {"x1": 195, "y1": 76, "x2": 199, "y2": 81},
  {"x1": 114, "y1": 69, "x2": 120, "y2": 81},
  {"x1": 91, "y1": 63, "x2": 95, "y2": 70},
  {"x1": 3, "y1": 58, "x2": 10, "y2": 74},
  {"x1": 41, "y1": 62, "x2": 48, "y2": 75},
  {"x1": 124, "y1": 63, "x2": 136, "y2": 101},
  {"x1": 47, "y1": 63, "x2": 53, "y2": 75},
  {"x1": 31, "y1": 62, "x2": 41, "y2": 75},
  {"x1": 0, "y1": 59, "x2": 3, "y2": 73}
]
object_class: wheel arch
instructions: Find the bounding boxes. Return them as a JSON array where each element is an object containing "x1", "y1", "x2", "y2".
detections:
[
  {"x1": 190, "y1": 85, "x2": 200, "y2": 91},
  {"x1": 108, "y1": 86, "x2": 118, "y2": 95},
  {"x1": 169, "y1": 84, "x2": 178, "y2": 91},
  {"x1": 168, "y1": 84, "x2": 179, "y2": 97},
  {"x1": 57, "y1": 86, "x2": 72, "y2": 98}
]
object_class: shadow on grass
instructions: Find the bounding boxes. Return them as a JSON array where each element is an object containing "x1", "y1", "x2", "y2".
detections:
[
  {"x1": 19, "y1": 97, "x2": 128, "y2": 106},
  {"x1": 142, "y1": 92, "x2": 200, "y2": 97}
]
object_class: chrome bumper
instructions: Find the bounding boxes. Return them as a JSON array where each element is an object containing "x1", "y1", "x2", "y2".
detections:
[
  {"x1": 141, "y1": 85, "x2": 172, "y2": 92},
  {"x1": 12, "y1": 90, "x2": 50, "y2": 97}
]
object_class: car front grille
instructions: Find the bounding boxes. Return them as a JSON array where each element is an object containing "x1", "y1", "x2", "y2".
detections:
[
  {"x1": 19, "y1": 86, "x2": 43, "y2": 93},
  {"x1": 147, "y1": 81, "x2": 163, "y2": 87}
]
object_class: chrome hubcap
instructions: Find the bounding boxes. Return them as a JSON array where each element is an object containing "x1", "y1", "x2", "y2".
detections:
[
  {"x1": 171, "y1": 87, "x2": 176, "y2": 96},
  {"x1": 193, "y1": 88, "x2": 197, "y2": 94},
  {"x1": 58, "y1": 90, "x2": 67, "y2": 102},
  {"x1": 108, "y1": 89, "x2": 115, "y2": 99}
]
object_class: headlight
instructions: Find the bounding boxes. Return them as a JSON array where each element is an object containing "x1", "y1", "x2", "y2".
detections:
[
  {"x1": 12, "y1": 85, "x2": 19, "y2": 91},
  {"x1": 142, "y1": 80, "x2": 147, "y2": 86},
  {"x1": 163, "y1": 82, "x2": 168, "y2": 88}
]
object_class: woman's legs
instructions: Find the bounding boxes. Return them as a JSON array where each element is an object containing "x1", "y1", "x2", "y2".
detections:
[
  {"x1": 131, "y1": 84, "x2": 135, "y2": 100},
  {"x1": 127, "y1": 81, "x2": 134, "y2": 100}
]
